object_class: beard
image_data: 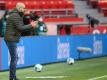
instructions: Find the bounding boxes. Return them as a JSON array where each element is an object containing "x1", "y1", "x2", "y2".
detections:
[{"x1": 19, "y1": 12, "x2": 24, "y2": 17}]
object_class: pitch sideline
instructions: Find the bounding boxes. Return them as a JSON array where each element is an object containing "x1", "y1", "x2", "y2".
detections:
[
  {"x1": 25, "y1": 76, "x2": 66, "y2": 79},
  {"x1": 88, "y1": 75, "x2": 107, "y2": 80}
]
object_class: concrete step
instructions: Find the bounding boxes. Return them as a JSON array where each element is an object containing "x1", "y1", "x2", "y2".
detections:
[{"x1": 73, "y1": 0, "x2": 107, "y2": 23}]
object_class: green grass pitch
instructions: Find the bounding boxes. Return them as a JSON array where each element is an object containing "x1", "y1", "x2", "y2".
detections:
[{"x1": 0, "y1": 57, "x2": 107, "y2": 80}]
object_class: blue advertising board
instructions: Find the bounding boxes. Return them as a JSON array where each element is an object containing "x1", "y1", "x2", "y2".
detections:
[{"x1": 1, "y1": 35, "x2": 107, "y2": 70}]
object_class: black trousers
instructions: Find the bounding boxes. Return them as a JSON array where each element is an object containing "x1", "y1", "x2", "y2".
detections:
[{"x1": 5, "y1": 41, "x2": 18, "y2": 79}]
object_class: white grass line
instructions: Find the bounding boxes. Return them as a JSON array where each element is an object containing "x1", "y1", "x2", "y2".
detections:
[
  {"x1": 88, "y1": 75, "x2": 107, "y2": 80},
  {"x1": 25, "y1": 76, "x2": 66, "y2": 79}
]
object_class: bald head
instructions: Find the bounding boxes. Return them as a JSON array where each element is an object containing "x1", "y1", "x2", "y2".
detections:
[{"x1": 16, "y1": 3, "x2": 26, "y2": 12}]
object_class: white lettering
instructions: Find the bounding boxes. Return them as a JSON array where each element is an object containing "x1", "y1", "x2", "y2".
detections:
[{"x1": 57, "y1": 38, "x2": 70, "y2": 59}]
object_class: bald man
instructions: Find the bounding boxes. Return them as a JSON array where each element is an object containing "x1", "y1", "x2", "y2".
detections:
[{"x1": 4, "y1": 3, "x2": 38, "y2": 80}]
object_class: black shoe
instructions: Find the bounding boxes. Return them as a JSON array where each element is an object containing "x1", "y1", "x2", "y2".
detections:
[
  {"x1": 15, "y1": 78, "x2": 20, "y2": 80},
  {"x1": 10, "y1": 78, "x2": 20, "y2": 80}
]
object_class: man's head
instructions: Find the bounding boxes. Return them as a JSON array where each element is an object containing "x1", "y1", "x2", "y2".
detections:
[{"x1": 16, "y1": 3, "x2": 26, "y2": 13}]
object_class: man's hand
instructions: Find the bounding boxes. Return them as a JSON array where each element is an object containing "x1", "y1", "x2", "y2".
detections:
[
  {"x1": 30, "y1": 21, "x2": 38, "y2": 28},
  {"x1": 38, "y1": 17, "x2": 43, "y2": 22}
]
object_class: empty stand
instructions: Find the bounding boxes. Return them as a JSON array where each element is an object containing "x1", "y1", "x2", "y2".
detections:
[
  {"x1": 86, "y1": 0, "x2": 107, "y2": 17},
  {"x1": 5, "y1": 0, "x2": 76, "y2": 19}
]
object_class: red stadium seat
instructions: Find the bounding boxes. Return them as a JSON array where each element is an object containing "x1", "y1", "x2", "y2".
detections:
[
  {"x1": 98, "y1": 0, "x2": 107, "y2": 16},
  {"x1": 31, "y1": 1, "x2": 40, "y2": 9},
  {"x1": 60, "y1": 26, "x2": 66, "y2": 35},
  {"x1": 71, "y1": 26, "x2": 90, "y2": 35},
  {"x1": 66, "y1": 1, "x2": 74, "y2": 9},
  {"x1": 40, "y1": 1, "x2": 49, "y2": 9}
]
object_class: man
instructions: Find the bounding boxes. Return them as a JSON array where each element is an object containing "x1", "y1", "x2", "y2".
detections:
[
  {"x1": 0, "y1": 9, "x2": 8, "y2": 37},
  {"x1": 4, "y1": 3, "x2": 38, "y2": 80},
  {"x1": 0, "y1": 15, "x2": 3, "y2": 37},
  {"x1": 22, "y1": 10, "x2": 40, "y2": 36},
  {"x1": 0, "y1": 10, "x2": 6, "y2": 37},
  {"x1": 86, "y1": 14, "x2": 99, "y2": 31},
  {"x1": 22, "y1": 10, "x2": 32, "y2": 36}
]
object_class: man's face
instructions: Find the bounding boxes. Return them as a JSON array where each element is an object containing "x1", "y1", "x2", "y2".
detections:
[
  {"x1": 19, "y1": 7, "x2": 26, "y2": 13},
  {"x1": 16, "y1": 3, "x2": 26, "y2": 13}
]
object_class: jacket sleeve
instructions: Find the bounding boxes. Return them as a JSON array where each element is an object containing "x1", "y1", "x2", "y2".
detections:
[{"x1": 12, "y1": 13, "x2": 32, "y2": 31}]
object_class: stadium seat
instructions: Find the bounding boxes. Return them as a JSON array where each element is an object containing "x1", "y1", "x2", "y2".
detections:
[
  {"x1": 59, "y1": 26, "x2": 66, "y2": 35},
  {"x1": 89, "y1": 0, "x2": 98, "y2": 8},
  {"x1": 32, "y1": 1, "x2": 40, "y2": 9},
  {"x1": 71, "y1": 26, "x2": 90, "y2": 35},
  {"x1": 66, "y1": 1, "x2": 74, "y2": 9},
  {"x1": 98, "y1": 0, "x2": 107, "y2": 16}
]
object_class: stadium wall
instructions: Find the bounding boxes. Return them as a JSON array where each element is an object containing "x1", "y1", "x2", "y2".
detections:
[{"x1": 1, "y1": 34, "x2": 107, "y2": 70}]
